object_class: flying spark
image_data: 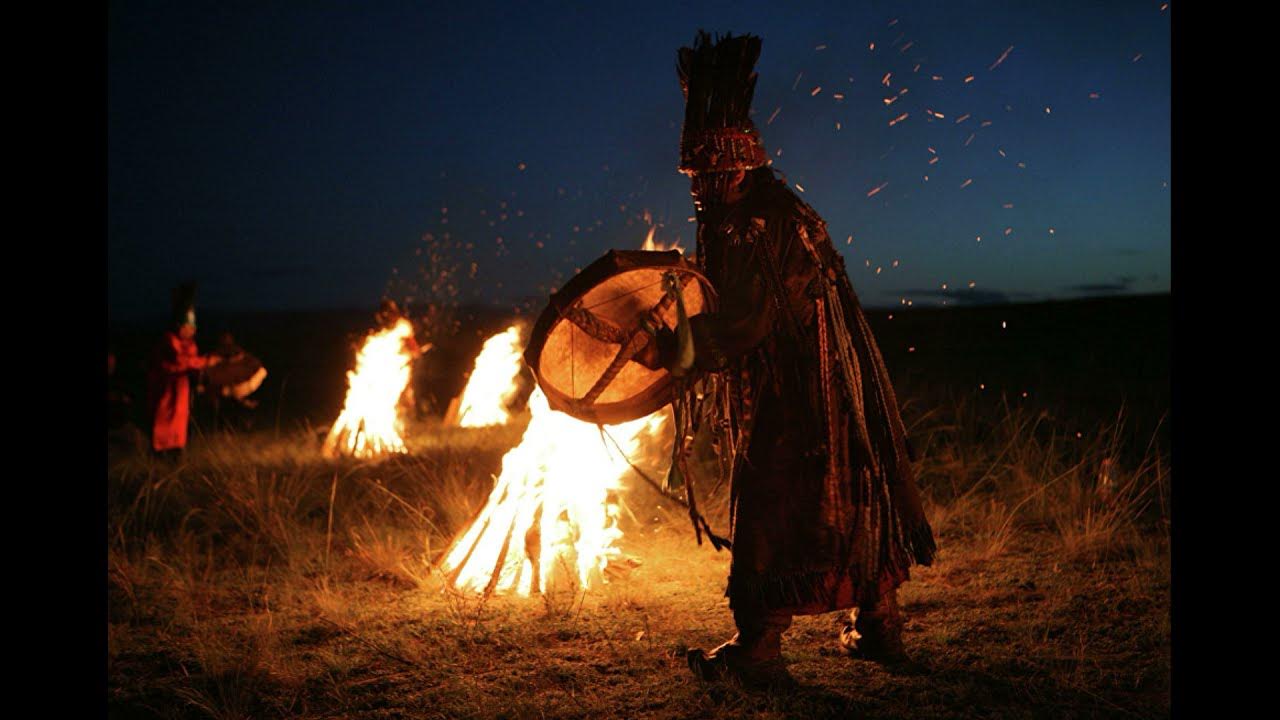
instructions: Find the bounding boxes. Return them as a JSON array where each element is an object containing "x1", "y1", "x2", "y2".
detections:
[{"x1": 988, "y1": 45, "x2": 1014, "y2": 71}]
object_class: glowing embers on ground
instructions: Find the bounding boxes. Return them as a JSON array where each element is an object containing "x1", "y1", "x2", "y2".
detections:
[
  {"x1": 441, "y1": 388, "x2": 668, "y2": 597},
  {"x1": 455, "y1": 325, "x2": 524, "y2": 428},
  {"x1": 323, "y1": 318, "x2": 416, "y2": 458}
]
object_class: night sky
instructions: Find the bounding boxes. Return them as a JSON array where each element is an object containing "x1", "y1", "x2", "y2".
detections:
[{"x1": 108, "y1": 0, "x2": 1170, "y2": 322}]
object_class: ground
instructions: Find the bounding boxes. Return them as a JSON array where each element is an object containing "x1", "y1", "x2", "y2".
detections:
[
  {"x1": 107, "y1": 414, "x2": 1168, "y2": 719},
  {"x1": 107, "y1": 297, "x2": 1169, "y2": 718}
]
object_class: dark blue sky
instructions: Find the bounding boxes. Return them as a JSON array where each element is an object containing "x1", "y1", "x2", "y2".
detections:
[{"x1": 108, "y1": 0, "x2": 1170, "y2": 320}]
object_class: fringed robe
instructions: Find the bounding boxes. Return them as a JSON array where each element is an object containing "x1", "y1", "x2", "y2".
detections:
[{"x1": 688, "y1": 177, "x2": 936, "y2": 615}]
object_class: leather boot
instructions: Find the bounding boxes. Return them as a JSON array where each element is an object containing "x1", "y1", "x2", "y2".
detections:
[
  {"x1": 688, "y1": 608, "x2": 795, "y2": 688},
  {"x1": 839, "y1": 589, "x2": 908, "y2": 663}
]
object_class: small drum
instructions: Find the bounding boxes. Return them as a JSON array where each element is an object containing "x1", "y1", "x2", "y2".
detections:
[{"x1": 205, "y1": 353, "x2": 267, "y2": 400}]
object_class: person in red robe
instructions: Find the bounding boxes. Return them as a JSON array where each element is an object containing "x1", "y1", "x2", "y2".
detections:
[{"x1": 147, "y1": 284, "x2": 221, "y2": 455}]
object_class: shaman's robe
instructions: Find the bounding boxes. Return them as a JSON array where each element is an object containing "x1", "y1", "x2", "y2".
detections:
[
  {"x1": 147, "y1": 331, "x2": 210, "y2": 452},
  {"x1": 688, "y1": 176, "x2": 936, "y2": 614}
]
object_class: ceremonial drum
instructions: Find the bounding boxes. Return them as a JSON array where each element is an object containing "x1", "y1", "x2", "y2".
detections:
[
  {"x1": 524, "y1": 249, "x2": 716, "y2": 425},
  {"x1": 205, "y1": 353, "x2": 268, "y2": 400}
]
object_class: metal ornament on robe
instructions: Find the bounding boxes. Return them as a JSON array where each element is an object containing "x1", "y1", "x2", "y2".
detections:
[{"x1": 524, "y1": 249, "x2": 717, "y2": 425}]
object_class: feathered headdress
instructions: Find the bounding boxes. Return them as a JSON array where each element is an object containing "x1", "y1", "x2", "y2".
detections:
[{"x1": 676, "y1": 31, "x2": 768, "y2": 176}]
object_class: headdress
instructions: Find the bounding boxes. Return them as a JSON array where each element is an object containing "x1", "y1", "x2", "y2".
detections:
[
  {"x1": 171, "y1": 283, "x2": 197, "y2": 328},
  {"x1": 676, "y1": 31, "x2": 768, "y2": 176}
]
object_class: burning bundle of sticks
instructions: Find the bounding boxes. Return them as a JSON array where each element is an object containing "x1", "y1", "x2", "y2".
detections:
[{"x1": 323, "y1": 318, "x2": 417, "y2": 459}]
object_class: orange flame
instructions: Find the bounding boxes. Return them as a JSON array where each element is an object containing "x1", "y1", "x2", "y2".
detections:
[
  {"x1": 323, "y1": 318, "x2": 415, "y2": 458},
  {"x1": 442, "y1": 230, "x2": 678, "y2": 596},
  {"x1": 441, "y1": 388, "x2": 667, "y2": 596},
  {"x1": 640, "y1": 225, "x2": 683, "y2": 254},
  {"x1": 456, "y1": 325, "x2": 524, "y2": 427}
]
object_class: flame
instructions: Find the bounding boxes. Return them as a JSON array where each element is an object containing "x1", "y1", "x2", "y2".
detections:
[
  {"x1": 323, "y1": 318, "x2": 416, "y2": 458},
  {"x1": 442, "y1": 228, "x2": 677, "y2": 596},
  {"x1": 456, "y1": 325, "x2": 524, "y2": 427},
  {"x1": 441, "y1": 388, "x2": 667, "y2": 596},
  {"x1": 640, "y1": 225, "x2": 683, "y2": 254}
]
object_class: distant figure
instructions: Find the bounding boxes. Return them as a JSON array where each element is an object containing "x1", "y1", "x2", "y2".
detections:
[
  {"x1": 147, "y1": 284, "x2": 221, "y2": 456},
  {"x1": 200, "y1": 331, "x2": 267, "y2": 430}
]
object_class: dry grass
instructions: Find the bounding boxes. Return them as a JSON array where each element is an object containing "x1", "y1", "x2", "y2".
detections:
[{"x1": 107, "y1": 396, "x2": 1169, "y2": 719}]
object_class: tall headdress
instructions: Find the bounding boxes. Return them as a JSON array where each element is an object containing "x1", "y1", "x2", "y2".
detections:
[
  {"x1": 171, "y1": 282, "x2": 197, "y2": 328},
  {"x1": 676, "y1": 31, "x2": 768, "y2": 176}
]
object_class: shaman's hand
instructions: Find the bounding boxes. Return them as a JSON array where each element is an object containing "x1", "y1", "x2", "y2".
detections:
[{"x1": 632, "y1": 325, "x2": 677, "y2": 371}]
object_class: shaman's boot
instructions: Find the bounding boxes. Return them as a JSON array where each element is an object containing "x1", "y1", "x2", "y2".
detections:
[
  {"x1": 688, "y1": 609, "x2": 795, "y2": 688},
  {"x1": 839, "y1": 589, "x2": 908, "y2": 664}
]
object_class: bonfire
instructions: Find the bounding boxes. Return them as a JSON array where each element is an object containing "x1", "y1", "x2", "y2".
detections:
[
  {"x1": 455, "y1": 325, "x2": 525, "y2": 427},
  {"x1": 441, "y1": 227, "x2": 680, "y2": 597},
  {"x1": 323, "y1": 318, "x2": 417, "y2": 458},
  {"x1": 441, "y1": 387, "x2": 667, "y2": 596}
]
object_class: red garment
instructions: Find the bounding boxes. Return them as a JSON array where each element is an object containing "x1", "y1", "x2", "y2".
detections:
[{"x1": 147, "y1": 331, "x2": 209, "y2": 451}]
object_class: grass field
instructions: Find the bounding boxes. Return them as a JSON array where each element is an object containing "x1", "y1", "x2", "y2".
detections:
[{"x1": 107, "y1": 296, "x2": 1170, "y2": 719}]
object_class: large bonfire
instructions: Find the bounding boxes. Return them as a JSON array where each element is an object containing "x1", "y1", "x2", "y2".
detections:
[
  {"x1": 441, "y1": 227, "x2": 680, "y2": 597},
  {"x1": 323, "y1": 318, "x2": 417, "y2": 458},
  {"x1": 441, "y1": 387, "x2": 667, "y2": 596}
]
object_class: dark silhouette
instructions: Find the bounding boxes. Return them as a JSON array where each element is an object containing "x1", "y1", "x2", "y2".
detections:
[{"x1": 642, "y1": 31, "x2": 936, "y2": 685}]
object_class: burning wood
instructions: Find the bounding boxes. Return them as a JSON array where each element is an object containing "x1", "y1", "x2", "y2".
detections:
[
  {"x1": 442, "y1": 225, "x2": 682, "y2": 596},
  {"x1": 323, "y1": 318, "x2": 417, "y2": 458},
  {"x1": 440, "y1": 387, "x2": 667, "y2": 596},
  {"x1": 454, "y1": 325, "x2": 525, "y2": 428}
]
